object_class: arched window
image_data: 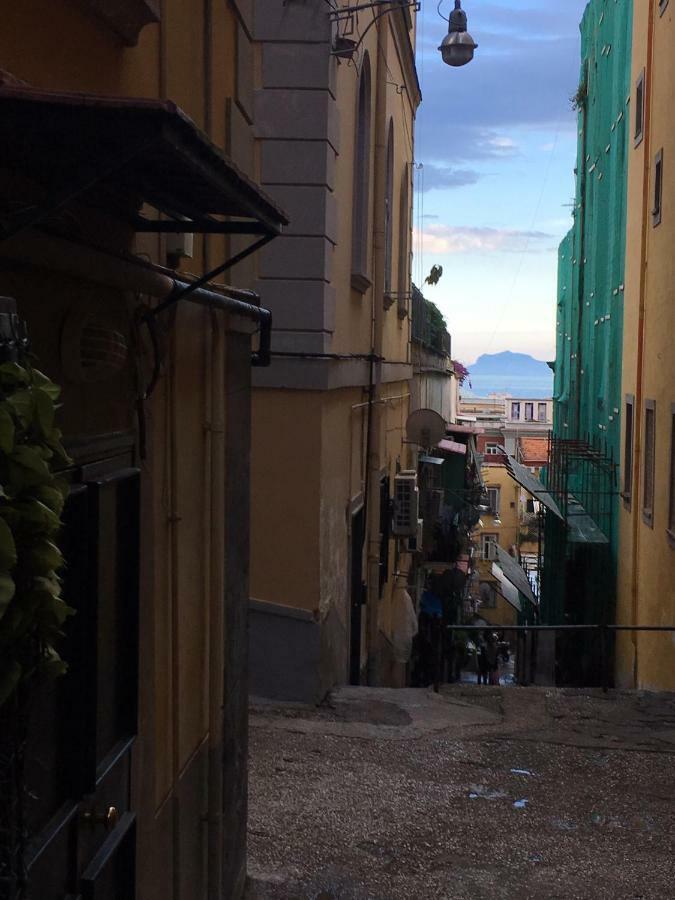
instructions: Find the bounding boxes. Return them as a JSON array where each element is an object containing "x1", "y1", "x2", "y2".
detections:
[
  {"x1": 397, "y1": 162, "x2": 411, "y2": 318},
  {"x1": 384, "y1": 119, "x2": 395, "y2": 300},
  {"x1": 351, "y1": 54, "x2": 372, "y2": 292}
]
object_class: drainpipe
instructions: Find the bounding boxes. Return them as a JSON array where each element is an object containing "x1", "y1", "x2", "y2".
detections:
[
  {"x1": 630, "y1": 2, "x2": 655, "y2": 688},
  {"x1": 365, "y1": 17, "x2": 389, "y2": 686}
]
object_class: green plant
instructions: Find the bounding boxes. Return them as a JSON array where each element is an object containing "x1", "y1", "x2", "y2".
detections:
[
  {"x1": 571, "y1": 80, "x2": 587, "y2": 111},
  {"x1": 0, "y1": 362, "x2": 71, "y2": 707},
  {"x1": 424, "y1": 264, "x2": 444, "y2": 286}
]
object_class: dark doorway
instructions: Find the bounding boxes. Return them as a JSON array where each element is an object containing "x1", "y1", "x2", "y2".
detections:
[
  {"x1": 22, "y1": 451, "x2": 140, "y2": 899},
  {"x1": 349, "y1": 507, "x2": 366, "y2": 685}
]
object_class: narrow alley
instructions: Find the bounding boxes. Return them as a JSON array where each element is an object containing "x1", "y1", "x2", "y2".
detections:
[{"x1": 247, "y1": 686, "x2": 675, "y2": 899}]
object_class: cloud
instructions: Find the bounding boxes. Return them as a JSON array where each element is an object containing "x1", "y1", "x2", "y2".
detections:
[
  {"x1": 413, "y1": 224, "x2": 552, "y2": 255},
  {"x1": 416, "y1": 0, "x2": 588, "y2": 164},
  {"x1": 419, "y1": 164, "x2": 482, "y2": 191}
]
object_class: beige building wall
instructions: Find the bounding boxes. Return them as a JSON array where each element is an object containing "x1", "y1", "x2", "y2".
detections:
[
  {"x1": 249, "y1": 5, "x2": 419, "y2": 698},
  {"x1": 616, "y1": 0, "x2": 675, "y2": 692}
]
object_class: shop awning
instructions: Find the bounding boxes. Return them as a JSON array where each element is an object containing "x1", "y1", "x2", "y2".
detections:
[
  {"x1": 438, "y1": 439, "x2": 467, "y2": 455},
  {"x1": 491, "y1": 563, "x2": 522, "y2": 612},
  {"x1": 566, "y1": 495, "x2": 609, "y2": 544},
  {"x1": 503, "y1": 452, "x2": 564, "y2": 521},
  {"x1": 494, "y1": 546, "x2": 537, "y2": 606},
  {"x1": 0, "y1": 85, "x2": 288, "y2": 239}
]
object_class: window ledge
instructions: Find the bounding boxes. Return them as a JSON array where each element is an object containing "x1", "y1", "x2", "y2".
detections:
[
  {"x1": 642, "y1": 509, "x2": 654, "y2": 529},
  {"x1": 351, "y1": 272, "x2": 372, "y2": 295},
  {"x1": 667, "y1": 529, "x2": 675, "y2": 549}
]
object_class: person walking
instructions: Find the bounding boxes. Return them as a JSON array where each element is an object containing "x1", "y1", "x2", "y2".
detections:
[{"x1": 485, "y1": 631, "x2": 500, "y2": 685}]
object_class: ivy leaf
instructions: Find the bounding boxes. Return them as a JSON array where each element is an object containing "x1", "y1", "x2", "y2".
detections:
[
  {"x1": 6, "y1": 389, "x2": 33, "y2": 426},
  {"x1": 0, "y1": 363, "x2": 29, "y2": 389},
  {"x1": 7, "y1": 446, "x2": 52, "y2": 491},
  {"x1": 0, "y1": 660, "x2": 22, "y2": 707},
  {"x1": 41, "y1": 647, "x2": 67, "y2": 679},
  {"x1": 32, "y1": 485, "x2": 66, "y2": 517},
  {"x1": 0, "y1": 405, "x2": 15, "y2": 454},
  {"x1": 0, "y1": 518, "x2": 17, "y2": 570},
  {"x1": 2, "y1": 499, "x2": 61, "y2": 536},
  {"x1": 33, "y1": 387, "x2": 56, "y2": 435},
  {"x1": 25, "y1": 539, "x2": 63, "y2": 572},
  {"x1": 0, "y1": 573, "x2": 16, "y2": 621},
  {"x1": 31, "y1": 369, "x2": 61, "y2": 402}
]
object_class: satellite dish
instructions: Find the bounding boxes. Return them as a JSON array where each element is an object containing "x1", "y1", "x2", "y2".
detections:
[{"x1": 405, "y1": 408, "x2": 446, "y2": 447}]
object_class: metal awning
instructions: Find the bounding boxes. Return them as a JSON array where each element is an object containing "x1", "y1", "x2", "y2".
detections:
[
  {"x1": 0, "y1": 85, "x2": 288, "y2": 240},
  {"x1": 566, "y1": 495, "x2": 609, "y2": 544},
  {"x1": 494, "y1": 546, "x2": 537, "y2": 606},
  {"x1": 503, "y1": 452, "x2": 564, "y2": 521},
  {"x1": 438, "y1": 438, "x2": 467, "y2": 455},
  {"x1": 491, "y1": 563, "x2": 522, "y2": 612}
]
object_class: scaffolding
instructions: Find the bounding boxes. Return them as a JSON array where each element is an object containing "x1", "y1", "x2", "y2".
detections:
[{"x1": 540, "y1": 434, "x2": 619, "y2": 686}]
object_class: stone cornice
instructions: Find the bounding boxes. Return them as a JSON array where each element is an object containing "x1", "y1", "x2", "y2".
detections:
[
  {"x1": 391, "y1": 8, "x2": 422, "y2": 109},
  {"x1": 80, "y1": 0, "x2": 160, "y2": 46}
]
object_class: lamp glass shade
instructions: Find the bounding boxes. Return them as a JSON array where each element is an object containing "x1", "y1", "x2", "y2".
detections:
[{"x1": 438, "y1": 31, "x2": 478, "y2": 67}]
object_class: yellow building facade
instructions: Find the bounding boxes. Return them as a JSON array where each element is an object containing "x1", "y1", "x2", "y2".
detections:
[
  {"x1": 249, "y1": 5, "x2": 420, "y2": 698},
  {"x1": 616, "y1": 0, "x2": 675, "y2": 691},
  {"x1": 1, "y1": 3, "x2": 277, "y2": 897},
  {"x1": 476, "y1": 464, "x2": 521, "y2": 628}
]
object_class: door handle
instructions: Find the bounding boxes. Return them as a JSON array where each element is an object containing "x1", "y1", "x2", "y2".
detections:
[{"x1": 81, "y1": 806, "x2": 120, "y2": 832}]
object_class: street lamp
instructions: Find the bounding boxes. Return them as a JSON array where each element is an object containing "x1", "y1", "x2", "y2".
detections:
[{"x1": 438, "y1": 0, "x2": 478, "y2": 68}]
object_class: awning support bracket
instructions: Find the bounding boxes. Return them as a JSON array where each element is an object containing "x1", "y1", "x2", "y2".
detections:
[{"x1": 148, "y1": 233, "x2": 274, "y2": 319}]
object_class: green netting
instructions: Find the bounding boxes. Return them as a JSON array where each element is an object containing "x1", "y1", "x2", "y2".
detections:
[
  {"x1": 542, "y1": 1, "x2": 632, "y2": 680},
  {"x1": 552, "y1": 0, "x2": 632, "y2": 561}
]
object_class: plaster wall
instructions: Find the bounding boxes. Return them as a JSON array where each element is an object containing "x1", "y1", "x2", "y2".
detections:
[
  {"x1": 616, "y1": 0, "x2": 675, "y2": 692},
  {"x1": 0, "y1": 3, "x2": 256, "y2": 896}
]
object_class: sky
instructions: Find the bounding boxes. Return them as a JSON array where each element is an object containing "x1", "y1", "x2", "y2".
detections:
[{"x1": 413, "y1": 0, "x2": 589, "y2": 366}]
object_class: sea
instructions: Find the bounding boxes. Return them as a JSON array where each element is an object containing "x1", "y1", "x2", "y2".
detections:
[{"x1": 461, "y1": 374, "x2": 554, "y2": 400}]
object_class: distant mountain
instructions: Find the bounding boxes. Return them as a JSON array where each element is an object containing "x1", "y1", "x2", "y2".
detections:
[{"x1": 469, "y1": 352, "x2": 551, "y2": 376}]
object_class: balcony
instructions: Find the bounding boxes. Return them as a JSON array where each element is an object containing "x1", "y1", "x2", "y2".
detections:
[{"x1": 411, "y1": 285, "x2": 451, "y2": 357}]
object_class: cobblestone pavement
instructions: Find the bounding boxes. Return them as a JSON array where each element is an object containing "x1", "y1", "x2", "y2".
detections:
[{"x1": 246, "y1": 686, "x2": 675, "y2": 900}]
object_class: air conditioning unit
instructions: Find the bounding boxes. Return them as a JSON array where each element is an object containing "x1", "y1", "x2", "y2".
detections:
[
  {"x1": 392, "y1": 470, "x2": 419, "y2": 536},
  {"x1": 407, "y1": 519, "x2": 424, "y2": 552}
]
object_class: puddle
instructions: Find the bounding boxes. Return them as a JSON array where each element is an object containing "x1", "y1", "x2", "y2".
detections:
[
  {"x1": 468, "y1": 784, "x2": 509, "y2": 801},
  {"x1": 513, "y1": 799, "x2": 529, "y2": 809}
]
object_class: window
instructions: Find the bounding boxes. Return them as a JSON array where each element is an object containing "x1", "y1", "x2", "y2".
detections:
[
  {"x1": 480, "y1": 534, "x2": 499, "y2": 561},
  {"x1": 479, "y1": 582, "x2": 497, "y2": 608},
  {"x1": 623, "y1": 395, "x2": 635, "y2": 506},
  {"x1": 669, "y1": 404, "x2": 675, "y2": 544},
  {"x1": 653, "y1": 149, "x2": 663, "y2": 227},
  {"x1": 511, "y1": 402, "x2": 521, "y2": 421},
  {"x1": 351, "y1": 54, "x2": 372, "y2": 292},
  {"x1": 538, "y1": 402, "x2": 548, "y2": 423},
  {"x1": 642, "y1": 400, "x2": 656, "y2": 526},
  {"x1": 485, "y1": 443, "x2": 501, "y2": 456},
  {"x1": 397, "y1": 164, "x2": 411, "y2": 319},
  {"x1": 384, "y1": 119, "x2": 395, "y2": 301},
  {"x1": 525, "y1": 402, "x2": 534, "y2": 421},
  {"x1": 487, "y1": 487, "x2": 501, "y2": 516},
  {"x1": 635, "y1": 69, "x2": 645, "y2": 147},
  {"x1": 660, "y1": 0, "x2": 669, "y2": 16}
]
